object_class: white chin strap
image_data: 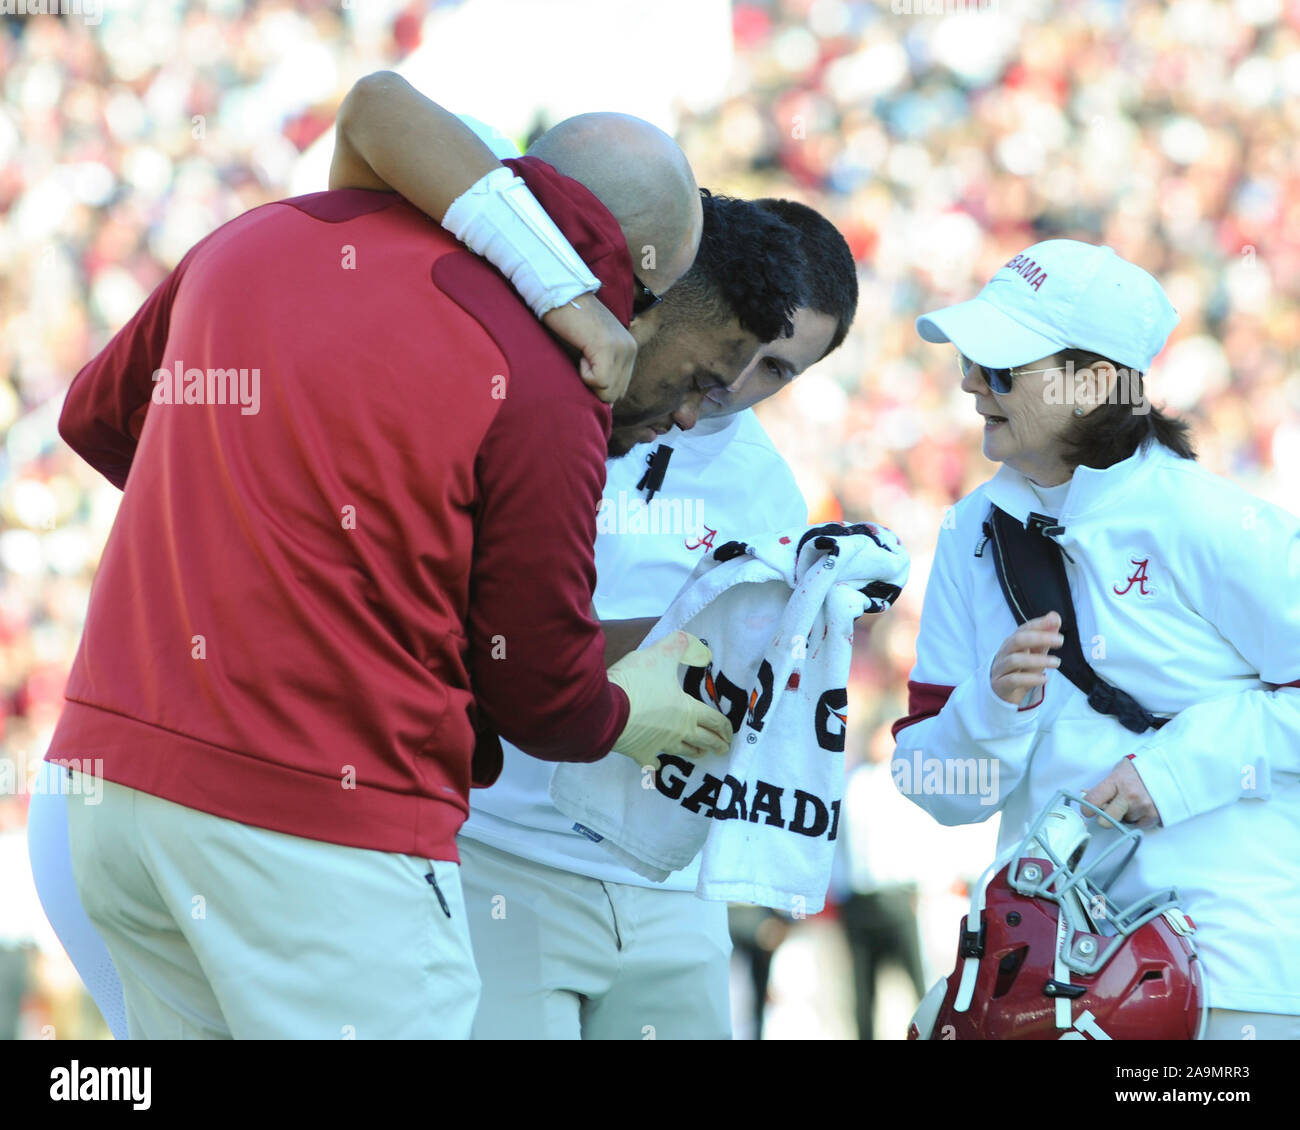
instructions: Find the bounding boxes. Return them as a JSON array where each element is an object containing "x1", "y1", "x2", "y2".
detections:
[
  {"x1": 953, "y1": 847, "x2": 1075, "y2": 1028},
  {"x1": 953, "y1": 848, "x2": 1015, "y2": 1013},
  {"x1": 954, "y1": 947, "x2": 980, "y2": 1014},
  {"x1": 1053, "y1": 905, "x2": 1073, "y2": 1029},
  {"x1": 442, "y1": 166, "x2": 602, "y2": 317},
  {"x1": 1029, "y1": 811, "x2": 1090, "y2": 1028}
]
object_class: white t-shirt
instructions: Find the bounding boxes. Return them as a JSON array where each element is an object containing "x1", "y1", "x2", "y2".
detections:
[
  {"x1": 1027, "y1": 477, "x2": 1071, "y2": 514},
  {"x1": 461, "y1": 409, "x2": 809, "y2": 887}
]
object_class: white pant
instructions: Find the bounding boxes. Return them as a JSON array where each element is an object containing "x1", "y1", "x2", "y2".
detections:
[
  {"x1": 26, "y1": 762, "x2": 128, "y2": 1039},
  {"x1": 1203, "y1": 1009, "x2": 1300, "y2": 1040},
  {"x1": 66, "y1": 772, "x2": 480, "y2": 1039},
  {"x1": 458, "y1": 837, "x2": 732, "y2": 1039}
]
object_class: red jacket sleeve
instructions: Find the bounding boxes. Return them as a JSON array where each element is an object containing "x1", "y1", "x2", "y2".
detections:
[
  {"x1": 459, "y1": 155, "x2": 635, "y2": 770},
  {"x1": 467, "y1": 355, "x2": 630, "y2": 765},
  {"x1": 59, "y1": 241, "x2": 208, "y2": 489}
]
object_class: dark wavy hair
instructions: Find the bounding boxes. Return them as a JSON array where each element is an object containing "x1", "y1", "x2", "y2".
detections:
[
  {"x1": 755, "y1": 197, "x2": 858, "y2": 358},
  {"x1": 661, "y1": 189, "x2": 801, "y2": 344},
  {"x1": 1055, "y1": 348, "x2": 1196, "y2": 469}
]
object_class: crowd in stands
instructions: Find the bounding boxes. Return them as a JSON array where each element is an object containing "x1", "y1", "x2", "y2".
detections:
[{"x1": 2, "y1": 0, "x2": 1295, "y2": 1037}]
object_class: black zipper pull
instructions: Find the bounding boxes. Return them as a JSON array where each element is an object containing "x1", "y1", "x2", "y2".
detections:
[
  {"x1": 636, "y1": 444, "x2": 673, "y2": 502},
  {"x1": 425, "y1": 871, "x2": 452, "y2": 918}
]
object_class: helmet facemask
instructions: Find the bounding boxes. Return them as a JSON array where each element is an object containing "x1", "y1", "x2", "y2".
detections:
[{"x1": 1011, "y1": 791, "x2": 1186, "y2": 978}]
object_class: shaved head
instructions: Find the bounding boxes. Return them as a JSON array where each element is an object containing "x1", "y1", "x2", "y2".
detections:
[{"x1": 527, "y1": 113, "x2": 701, "y2": 293}]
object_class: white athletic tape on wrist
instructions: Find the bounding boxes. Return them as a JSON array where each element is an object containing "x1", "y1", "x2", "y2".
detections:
[{"x1": 442, "y1": 166, "x2": 601, "y2": 317}]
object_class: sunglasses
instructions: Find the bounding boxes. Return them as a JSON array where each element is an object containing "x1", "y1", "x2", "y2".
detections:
[
  {"x1": 632, "y1": 274, "x2": 662, "y2": 317},
  {"x1": 957, "y1": 352, "x2": 1062, "y2": 396}
]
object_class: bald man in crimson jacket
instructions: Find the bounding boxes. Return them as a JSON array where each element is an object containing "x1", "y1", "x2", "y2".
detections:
[{"x1": 49, "y1": 120, "x2": 729, "y2": 1038}]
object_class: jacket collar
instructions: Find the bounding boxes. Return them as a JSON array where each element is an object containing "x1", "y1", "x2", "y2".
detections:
[{"x1": 983, "y1": 440, "x2": 1168, "y2": 527}]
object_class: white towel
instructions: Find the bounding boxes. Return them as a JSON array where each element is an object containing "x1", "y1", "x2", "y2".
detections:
[{"x1": 550, "y1": 522, "x2": 910, "y2": 914}]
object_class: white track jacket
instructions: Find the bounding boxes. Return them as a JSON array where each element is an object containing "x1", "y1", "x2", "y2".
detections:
[{"x1": 892, "y1": 439, "x2": 1300, "y2": 1014}]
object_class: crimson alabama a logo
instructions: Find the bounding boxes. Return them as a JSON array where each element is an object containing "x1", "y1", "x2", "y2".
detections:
[{"x1": 1113, "y1": 557, "x2": 1155, "y2": 598}]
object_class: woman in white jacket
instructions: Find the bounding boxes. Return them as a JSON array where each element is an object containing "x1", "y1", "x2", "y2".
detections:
[{"x1": 893, "y1": 238, "x2": 1300, "y2": 1040}]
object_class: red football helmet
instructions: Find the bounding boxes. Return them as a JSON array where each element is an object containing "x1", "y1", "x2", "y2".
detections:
[{"x1": 909, "y1": 792, "x2": 1205, "y2": 1040}]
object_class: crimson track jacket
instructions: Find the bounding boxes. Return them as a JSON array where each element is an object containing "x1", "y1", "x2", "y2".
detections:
[{"x1": 50, "y1": 157, "x2": 632, "y2": 861}]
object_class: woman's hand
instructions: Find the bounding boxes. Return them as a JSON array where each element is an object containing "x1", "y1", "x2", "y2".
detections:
[
  {"x1": 990, "y1": 611, "x2": 1063, "y2": 705},
  {"x1": 1084, "y1": 758, "x2": 1162, "y2": 829},
  {"x1": 541, "y1": 298, "x2": 636, "y2": 404}
]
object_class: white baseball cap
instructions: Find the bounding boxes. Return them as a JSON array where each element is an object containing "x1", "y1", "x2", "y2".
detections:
[{"x1": 916, "y1": 240, "x2": 1179, "y2": 373}]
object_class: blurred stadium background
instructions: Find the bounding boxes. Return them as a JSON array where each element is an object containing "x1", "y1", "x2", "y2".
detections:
[{"x1": 2, "y1": 0, "x2": 1297, "y2": 1040}]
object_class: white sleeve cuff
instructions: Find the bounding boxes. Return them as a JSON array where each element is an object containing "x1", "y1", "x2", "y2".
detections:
[
  {"x1": 968, "y1": 652, "x2": 1047, "y2": 736},
  {"x1": 1127, "y1": 743, "x2": 1193, "y2": 827}
]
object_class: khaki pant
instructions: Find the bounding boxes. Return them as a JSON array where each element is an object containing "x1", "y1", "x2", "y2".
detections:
[
  {"x1": 66, "y1": 772, "x2": 479, "y2": 1039},
  {"x1": 458, "y1": 836, "x2": 732, "y2": 1039}
]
